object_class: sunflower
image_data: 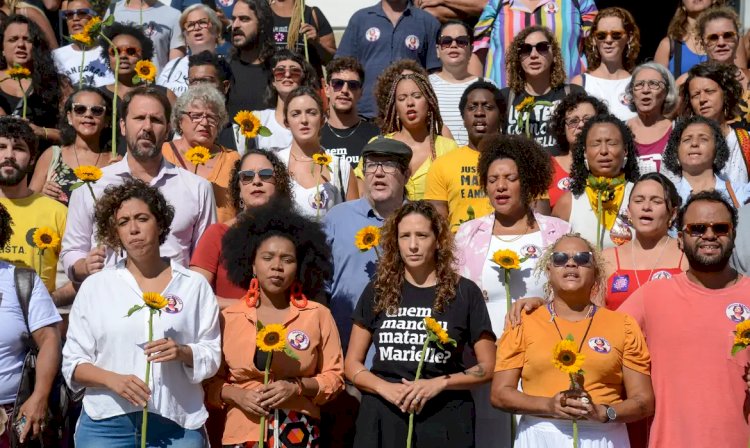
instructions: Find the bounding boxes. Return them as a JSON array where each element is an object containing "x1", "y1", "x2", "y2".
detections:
[
  {"x1": 424, "y1": 317, "x2": 443, "y2": 335},
  {"x1": 313, "y1": 153, "x2": 332, "y2": 167},
  {"x1": 82, "y1": 16, "x2": 102, "y2": 35},
  {"x1": 234, "y1": 110, "x2": 262, "y2": 138},
  {"x1": 185, "y1": 146, "x2": 211, "y2": 166},
  {"x1": 134, "y1": 60, "x2": 157, "y2": 83},
  {"x1": 74, "y1": 165, "x2": 103, "y2": 182},
  {"x1": 734, "y1": 320, "x2": 750, "y2": 346},
  {"x1": 515, "y1": 96, "x2": 535, "y2": 112},
  {"x1": 143, "y1": 292, "x2": 168, "y2": 310},
  {"x1": 7, "y1": 65, "x2": 30, "y2": 81},
  {"x1": 257, "y1": 323, "x2": 288, "y2": 352},
  {"x1": 354, "y1": 226, "x2": 380, "y2": 252},
  {"x1": 70, "y1": 32, "x2": 93, "y2": 47},
  {"x1": 492, "y1": 249, "x2": 521, "y2": 270},
  {"x1": 32, "y1": 227, "x2": 60, "y2": 251},
  {"x1": 552, "y1": 339, "x2": 585, "y2": 375}
]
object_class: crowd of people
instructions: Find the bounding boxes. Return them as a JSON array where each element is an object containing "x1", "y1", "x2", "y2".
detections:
[{"x1": 1, "y1": 0, "x2": 750, "y2": 447}]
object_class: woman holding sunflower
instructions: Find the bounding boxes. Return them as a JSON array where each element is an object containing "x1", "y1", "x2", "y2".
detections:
[
  {"x1": 62, "y1": 179, "x2": 221, "y2": 446},
  {"x1": 492, "y1": 233, "x2": 654, "y2": 447},
  {"x1": 205, "y1": 204, "x2": 344, "y2": 447},
  {"x1": 345, "y1": 201, "x2": 495, "y2": 448}
]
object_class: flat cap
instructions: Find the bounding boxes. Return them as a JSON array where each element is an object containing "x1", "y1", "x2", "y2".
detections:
[{"x1": 360, "y1": 137, "x2": 413, "y2": 164}]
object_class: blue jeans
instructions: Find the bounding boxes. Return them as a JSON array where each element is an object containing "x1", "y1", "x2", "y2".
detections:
[{"x1": 75, "y1": 410, "x2": 207, "y2": 448}]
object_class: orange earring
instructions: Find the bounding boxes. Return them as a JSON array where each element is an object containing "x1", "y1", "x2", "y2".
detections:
[
  {"x1": 244, "y1": 277, "x2": 260, "y2": 308},
  {"x1": 290, "y1": 281, "x2": 308, "y2": 309}
]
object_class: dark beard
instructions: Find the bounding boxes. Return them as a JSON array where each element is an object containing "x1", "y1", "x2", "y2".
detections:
[
  {"x1": 683, "y1": 239, "x2": 735, "y2": 272},
  {"x1": 0, "y1": 162, "x2": 28, "y2": 186}
]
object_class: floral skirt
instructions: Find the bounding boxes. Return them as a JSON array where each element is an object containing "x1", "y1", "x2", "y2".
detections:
[{"x1": 224, "y1": 409, "x2": 320, "y2": 448}]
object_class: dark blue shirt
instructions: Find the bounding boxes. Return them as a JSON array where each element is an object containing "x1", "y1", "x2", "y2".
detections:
[{"x1": 335, "y1": 2, "x2": 441, "y2": 119}]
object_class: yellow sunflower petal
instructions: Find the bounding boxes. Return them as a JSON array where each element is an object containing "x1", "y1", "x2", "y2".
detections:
[
  {"x1": 234, "y1": 110, "x2": 262, "y2": 139},
  {"x1": 143, "y1": 292, "x2": 168, "y2": 310},
  {"x1": 32, "y1": 227, "x2": 60, "y2": 251},
  {"x1": 552, "y1": 339, "x2": 585, "y2": 374},
  {"x1": 185, "y1": 146, "x2": 212, "y2": 166},
  {"x1": 354, "y1": 226, "x2": 380, "y2": 251},
  {"x1": 134, "y1": 60, "x2": 157, "y2": 83},
  {"x1": 313, "y1": 153, "x2": 332, "y2": 167},
  {"x1": 256, "y1": 323, "x2": 288, "y2": 352},
  {"x1": 73, "y1": 165, "x2": 103, "y2": 182},
  {"x1": 7, "y1": 65, "x2": 31, "y2": 80},
  {"x1": 735, "y1": 321, "x2": 750, "y2": 346},
  {"x1": 492, "y1": 249, "x2": 521, "y2": 270}
]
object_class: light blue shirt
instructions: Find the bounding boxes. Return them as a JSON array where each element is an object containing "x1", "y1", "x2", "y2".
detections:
[{"x1": 676, "y1": 175, "x2": 750, "y2": 209}]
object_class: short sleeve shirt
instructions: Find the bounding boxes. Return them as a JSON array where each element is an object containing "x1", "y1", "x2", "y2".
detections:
[
  {"x1": 353, "y1": 277, "x2": 494, "y2": 382},
  {"x1": 189, "y1": 223, "x2": 246, "y2": 300}
]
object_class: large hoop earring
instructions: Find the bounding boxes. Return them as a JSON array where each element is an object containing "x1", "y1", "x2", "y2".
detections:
[
  {"x1": 290, "y1": 281, "x2": 308, "y2": 308},
  {"x1": 244, "y1": 276, "x2": 259, "y2": 308}
]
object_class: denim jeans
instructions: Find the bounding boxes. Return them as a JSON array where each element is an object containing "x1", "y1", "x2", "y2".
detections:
[{"x1": 75, "y1": 410, "x2": 207, "y2": 448}]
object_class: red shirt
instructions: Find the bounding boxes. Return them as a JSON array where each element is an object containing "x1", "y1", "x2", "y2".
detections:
[
  {"x1": 548, "y1": 156, "x2": 571, "y2": 208},
  {"x1": 190, "y1": 223, "x2": 246, "y2": 299},
  {"x1": 605, "y1": 247, "x2": 684, "y2": 310}
]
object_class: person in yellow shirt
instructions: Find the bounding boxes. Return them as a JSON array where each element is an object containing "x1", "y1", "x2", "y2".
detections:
[
  {"x1": 0, "y1": 118, "x2": 73, "y2": 305},
  {"x1": 425, "y1": 80, "x2": 505, "y2": 232}
]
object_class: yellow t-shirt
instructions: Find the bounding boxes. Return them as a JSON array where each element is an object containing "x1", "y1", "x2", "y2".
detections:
[
  {"x1": 0, "y1": 194, "x2": 67, "y2": 291},
  {"x1": 423, "y1": 146, "x2": 493, "y2": 232},
  {"x1": 496, "y1": 305, "x2": 650, "y2": 405},
  {"x1": 355, "y1": 134, "x2": 458, "y2": 200}
]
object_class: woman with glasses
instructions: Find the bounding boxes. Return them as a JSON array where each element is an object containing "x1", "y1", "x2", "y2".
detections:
[
  {"x1": 53, "y1": 0, "x2": 114, "y2": 87},
  {"x1": 501, "y1": 26, "x2": 584, "y2": 154},
  {"x1": 571, "y1": 7, "x2": 640, "y2": 122},
  {"x1": 492, "y1": 233, "x2": 654, "y2": 447},
  {"x1": 429, "y1": 20, "x2": 480, "y2": 146},
  {"x1": 99, "y1": 22, "x2": 156, "y2": 101},
  {"x1": 29, "y1": 87, "x2": 114, "y2": 205},
  {"x1": 158, "y1": 4, "x2": 223, "y2": 99},
  {"x1": 162, "y1": 84, "x2": 239, "y2": 222},
  {"x1": 625, "y1": 62, "x2": 678, "y2": 176}
]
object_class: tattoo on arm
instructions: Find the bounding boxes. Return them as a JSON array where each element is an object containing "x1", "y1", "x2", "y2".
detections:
[{"x1": 463, "y1": 364, "x2": 486, "y2": 378}]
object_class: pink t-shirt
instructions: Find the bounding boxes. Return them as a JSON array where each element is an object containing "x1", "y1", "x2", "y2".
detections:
[{"x1": 620, "y1": 273, "x2": 750, "y2": 448}]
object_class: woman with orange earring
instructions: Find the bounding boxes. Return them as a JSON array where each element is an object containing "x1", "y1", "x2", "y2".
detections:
[{"x1": 204, "y1": 203, "x2": 344, "y2": 448}]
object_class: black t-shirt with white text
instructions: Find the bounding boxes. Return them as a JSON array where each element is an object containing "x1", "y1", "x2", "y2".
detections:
[
  {"x1": 353, "y1": 276, "x2": 494, "y2": 383},
  {"x1": 320, "y1": 120, "x2": 380, "y2": 168}
]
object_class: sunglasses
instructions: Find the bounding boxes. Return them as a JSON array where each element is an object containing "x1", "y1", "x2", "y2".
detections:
[
  {"x1": 682, "y1": 222, "x2": 733, "y2": 237},
  {"x1": 705, "y1": 31, "x2": 737, "y2": 44},
  {"x1": 60, "y1": 8, "x2": 95, "y2": 19},
  {"x1": 594, "y1": 30, "x2": 626, "y2": 41},
  {"x1": 551, "y1": 251, "x2": 593, "y2": 267},
  {"x1": 519, "y1": 41, "x2": 550, "y2": 56},
  {"x1": 438, "y1": 35, "x2": 470, "y2": 49},
  {"x1": 108, "y1": 46, "x2": 142, "y2": 57},
  {"x1": 239, "y1": 169, "x2": 275, "y2": 184},
  {"x1": 72, "y1": 103, "x2": 106, "y2": 117},
  {"x1": 272, "y1": 66, "x2": 303, "y2": 82},
  {"x1": 330, "y1": 78, "x2": 362, "y2": 92}
]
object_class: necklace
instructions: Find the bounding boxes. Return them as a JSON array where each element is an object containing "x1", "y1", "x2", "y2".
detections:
[
  {"x1": 492, "y1": 219, "x2": 530, "y2": 243},
  {"x1": 289, "y1": 150, "x2": 314, "y2": 162},
  {"x1": 326, "y1": 120, "x2": 362, "y2": 139},
  {"x1": 72, "y1": 144, "x2": 103, "y2": 168},
  {"x1": 630, "y1": 236, "x2": 670, "y2": 289},
  {"x1": 548, "y1": 302, "x2": 597, "y2": 351}
]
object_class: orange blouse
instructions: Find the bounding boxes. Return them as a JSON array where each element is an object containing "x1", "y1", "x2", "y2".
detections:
[{"x1": 205, "y1": 299, "x2": 345, "y2": 445}]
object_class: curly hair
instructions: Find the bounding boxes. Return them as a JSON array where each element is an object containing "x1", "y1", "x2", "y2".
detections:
[
  {"x1": 667, "y1": 0, "x2": 724, "y2": 41},
  {"x1": 94, "y1": 179, "x2": 175, "y2": 251},
  {"x1": 585, "y1": 7, "x2": 640, "y2": 72},
  {"x1": 59, "y1": 87, "x2": 112, "y2": 148},
  {"x1": 325, "y1": 56, "x2": 365, "y2": 84},
  {"x1": 372, "y1": 201, "x2": 458, "y2": 315},
  {"x1": 373, "y1": 59, "x2": 428, "y2": 128},
  {"x1": 662, "y1": 115, "x2": 729, "y2": 176},
  {"x1": 0, "y1": 15, "x2": 61, "y2": 107},
  {"x1": 0, "y1": 202, "x2": 12, "y2": 249},
  {"x1": 506, "y1": 26, "x2": 566, "y2": 94},
  {"x1": 229, "y1": 148, "x2": 293, "y2": 211},
  {"x1": 458, "y1": 80, "x2": 507, "y2": 122},
  {"x1": 99, "y1": 22, "x2": 155, "y2": 72},
  {"x1": 680, "y1": 61, "x2": 741, "y2": 120},
  {"x1": 549, "y1": 92, "x2": 609, "y2": 155},
  {"x1": 626, "y1": 62, "x2": 678, "y2": 114},
  {"x1": 676, "y1": 189, "x2": 737, "y2": 231},
  {"x1": 171, "y1": 84, "x2": 229, "y2": 133},
  {"x1": 569, "y1": 114, "x2": 641, "y2": 196},
  {"x1": 0, "y1": 116, "x2": 38, "y2": 157},
  {"x1": 535, "y1": 233, "x2": 607, "y2": 306},
  {"x1": 221, "y1": 203, "x2": 332, "y2": 302},
  {"x1": 478, "y1": 134, "x2": 552, "y2": 213}
]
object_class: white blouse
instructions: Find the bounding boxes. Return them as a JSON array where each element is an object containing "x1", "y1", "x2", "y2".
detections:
[{"x1": 62, "y1": 260, "x2": 221, "y2": 430}]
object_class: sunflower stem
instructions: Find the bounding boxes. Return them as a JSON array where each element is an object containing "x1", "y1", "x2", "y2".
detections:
[
  {"x1": 258, "y1": 352, "x2": 273, "y2": 448},
  {"x1": 406, "y1": 337, "x2": 430, "y2": 448},
  {"x1": 300, "y1": 0, "x2": 309, "y2": 62},
  {"x1": 37, "y1": 249, "x2": 43, "y2": 281},
  {"x1": 78, "y1": 50, "x2": 85, "y2": 89},
  {"x1": 596, "y1": 191, "x2": 603, "y2": 250},
  {"x1": 573, "y1": 419, "x2": 578, "y2": 448},
  {"x1": 102, "y1": 35, "x2": 119, "y2": 158},
  {"x1": 141, "y1": 310, "x2": 153, "y2": 448},
  {"x1": 504, "y1": 269, "x2": 511, "y2": 314},
  {"x1": 17, "y1": 79, "x2": 27, "y2": 120},
  {"x1": 85, "y1": 182, "x2": 97, "y2": 202}
]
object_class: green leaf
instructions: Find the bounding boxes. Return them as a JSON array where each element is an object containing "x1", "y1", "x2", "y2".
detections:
[
  {"x1": 435, "y1": 341, "x2": 444, "y2": 350},
  {"x1": 125, "y1": 304, "x2": 144, "y2": 317},
  {"x1": 565, "y1": 333, "x2": 575, "y2": 342},
  {"x1": 447, "y1": 338, "x2": 458, "y2": 347},
  {"x1": 256, "y1": 320, "x2": 264, "y2": 330},
  {"x1": 69, "y1": 181, "x2": 84, "y2": 191},
  {"x1": 284, "y1": 346, "x2": 299, "y2": 361},
  {"x1": 103, "y1": 14, "x2": 115, "y2": 26},
  {"x1": 258, "y1": 126, "x2": 272, "y2": 137},
  {"x1": 732, "y1": 344, "x2": 747, "y2": 356}
]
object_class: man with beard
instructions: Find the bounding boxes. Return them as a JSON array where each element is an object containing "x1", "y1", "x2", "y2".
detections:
[
  {"x1": 61, "y1": 86, "x2": 216, "y2": 284},
  {"x1": 320, "y1": 58, "x2": 379, "y2": 169},
  {"x1": 620, "y1": 190, "x2": 750, "y2": 447},
  {"x1": 425, "y1": 80, "x2": 505, "y2": 232},
  {"x1": 0, "y1": 118, "x2": 74, "y2": 304},
  {"x1": 225, "y1": 0, "x2": 275, "y2": 119}
]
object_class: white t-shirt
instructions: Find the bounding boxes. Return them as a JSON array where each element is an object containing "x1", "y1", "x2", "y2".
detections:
[
  {"x1": 157, "y1": 55, "x2": 188, "y2": 98},
  {"x1": 52, "y1": 44, "x2": 114, "y2": 87},
  {"x1": 722, "y1": 130, "x2": 749, "y2": 187},
  {"x1": 277, "y1": 146, "x2": 351, "y2": 218},
  {"x1": 582, "y1": 74, "x2": 637, "y2": 122},
  {"x1": 429, "y1": 73, "x2": 480, "y2": 146}
]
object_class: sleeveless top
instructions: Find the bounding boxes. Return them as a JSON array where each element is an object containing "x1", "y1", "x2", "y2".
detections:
[
  {"x1": 569, "y1": 182, "x2": 634, "y2": 249},
  {"x1": 548, "y1": 156, "x2": 571, "y2": 208},
  {"x1": 668, "y1": 39, "x2": 707, "y2": 78},
  {"x1": 582, "y1": 74, "x2": 636, "y2": 122},
  {"x1": 606, "y1": 246, "x2": 684, "y2": 310},
  {"x1": 46, "y1": 146, "x2": 87, "y2": 206},
  {"x1": 635, "y1": 125, "x2": 672, "y2": 175}
]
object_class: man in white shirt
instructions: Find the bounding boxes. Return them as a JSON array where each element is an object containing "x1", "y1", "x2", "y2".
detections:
[{"x1": 61, "y1": 86, "x2": 216, "y2": 283}]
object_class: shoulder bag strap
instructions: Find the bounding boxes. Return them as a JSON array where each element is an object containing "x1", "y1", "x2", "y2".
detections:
[
  {"x1": 673, "y1": 39, "x2": 683, "y2": 78},
  {"x1": 725, "y1": 180, "x2": 741, "y2": 209},
  {"x1": 14, "y1": 267, "x2": 38, "y2": 352},
  {"x1": 169, "y1": 141, "x2": 188, "y2": 170}
]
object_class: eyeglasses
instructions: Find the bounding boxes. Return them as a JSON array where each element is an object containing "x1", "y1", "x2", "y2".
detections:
[
  {"x1": 330, "y1": 78, "x2": 362, "y2": 92},
  {"x1": 272, "y1": 66, "x2": 303, "y2": 82},
  {"x1": 519, "y1": 41, "x2": 550, "y2": 56},
  {"x1": 108, "y1": 46, "x2": 142, "y2": 58},
  {"x1": 181, "y1": 111, "x2": 218, "y2": 126},
  {"x1": 185, "y1": 18, "x2": 211, "y2": 32},
  {"x1": 188, "y1": 76, "x2": 219, "y2": 86},
  {"x1": 72, "y1": 103, "x2": 106, "y2": 117},
  {"x1": 363, "y1": 160, "x2": 401, "y2": 174},
  {"x1": 594, "y1": 29, "x2": 626, "y2": 41},
  {"x1": 60, "y1": 8, "x2": 95, "y2": 19},
  {"x1": 705, "y1": 31, "x2": 737, "y2": 45},
  {"x1": 438, "y1": 35, "x2": 470, "y2": 49},
  {"x1": 564, "y1": 115, "x2": 593, "y2": 128},
  {"x1": 682, "y1": 222, "x2": 733, "y2": 237},
  {"x1": 239, "y1": 168, "x2": 275, "y2": 184},
  {"x1": 551, "y1": 251, "x2": 593, "y2": 267},
  {"x1": 632, "y1": 79, "x2": 666, "y2": 91}
]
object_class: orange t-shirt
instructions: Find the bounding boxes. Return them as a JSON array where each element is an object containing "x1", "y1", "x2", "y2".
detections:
[{"x1": 496, "y1": 304, "x2": 650, "y2": 405}]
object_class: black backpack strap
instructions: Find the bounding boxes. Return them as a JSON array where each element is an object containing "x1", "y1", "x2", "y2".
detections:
[
  {"x1": 167, "y1": 56, "x2": 185, "y2": 82},
  {"x1": 14, "y1": 267, "x2": 38, "y2": 352},
  {"x1": 673, "y1": 39, "x2": 683, "y2": 78}
]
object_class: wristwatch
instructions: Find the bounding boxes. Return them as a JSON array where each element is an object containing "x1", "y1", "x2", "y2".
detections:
[{"x1": 603, "y1": 404, "x2": 617, "y2": 423}]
